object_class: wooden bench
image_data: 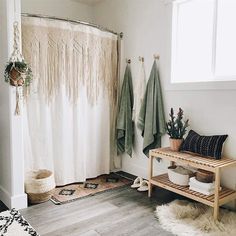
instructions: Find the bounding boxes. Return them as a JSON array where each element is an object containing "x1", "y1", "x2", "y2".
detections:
[{"x1": 148, "y1": 147, "x2": 236, "y2": 221}]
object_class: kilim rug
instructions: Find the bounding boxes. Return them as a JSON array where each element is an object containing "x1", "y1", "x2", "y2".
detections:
[
  {"x1": 51, "y1": 173, "x2": 132, "y2": 205},
  {"x1": 0, "y1": 209, "x2": 40, "y2": 236}
]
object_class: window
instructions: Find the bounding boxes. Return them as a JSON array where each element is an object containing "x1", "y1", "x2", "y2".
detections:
[{"x1": 171, "y1": 0, "x2": 236, "y2": 83}]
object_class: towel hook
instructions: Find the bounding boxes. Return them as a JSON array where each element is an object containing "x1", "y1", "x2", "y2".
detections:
[
  {"x1": 139, "y1": 56, "x2": 144, "y2": 62},
  {"x1": 154, "y1": 54, "x2": 160, "y2": 60},
  {"x1": 126, "y1": 58, "x2": 131, "y2": 64}
]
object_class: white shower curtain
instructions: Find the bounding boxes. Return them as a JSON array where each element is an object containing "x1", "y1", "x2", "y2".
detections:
[{"x1": 22, "y1": 16, "x2": 119, "y2": 185}]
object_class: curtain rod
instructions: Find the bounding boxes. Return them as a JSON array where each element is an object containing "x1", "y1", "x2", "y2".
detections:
[{"x1": 21, "y1": 13, "x2": 123, "y2": 38}]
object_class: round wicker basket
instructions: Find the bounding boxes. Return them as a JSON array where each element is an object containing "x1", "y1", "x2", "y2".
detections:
[{"x1": 25, "y1": 169, "x2": 56, "y2": 204}]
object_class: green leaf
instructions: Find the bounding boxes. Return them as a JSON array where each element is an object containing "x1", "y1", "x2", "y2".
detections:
[{"x1": 165, "y1": 108, "x2": 189, "y2": 139}]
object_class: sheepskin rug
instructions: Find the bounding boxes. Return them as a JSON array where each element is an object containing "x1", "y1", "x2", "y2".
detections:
[{"x1": 155, "y1": 199, "x2": 236, "y2": 236}]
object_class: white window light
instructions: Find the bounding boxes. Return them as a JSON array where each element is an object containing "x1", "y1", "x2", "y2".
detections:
[{"x1": 171, "y1": 0, "x2": 236, "y2": 84}]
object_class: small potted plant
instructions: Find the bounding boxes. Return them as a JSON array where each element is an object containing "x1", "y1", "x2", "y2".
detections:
[
  {"x1": 4, "y1": 60, "x2": 32, "y2": 115},
  {"x1": 4, "y1": 60, "x2": 32, "y2": 87},
  {"x1": 4, "y1": 21, "x2": 33, "y2": 116},
  {"x1": 166, "y1": 108, "x2": 189, "y2": 151}
]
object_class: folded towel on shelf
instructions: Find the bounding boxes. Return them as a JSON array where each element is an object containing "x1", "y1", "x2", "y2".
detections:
[
  {"x1": 189, "y1": 185, "x2": 215, "y2": 196},
  {"x1": 189, "y1": 177, "x2": 214, "y2": 191},
  {"x1": 189, "y1": 181, "x2": 222, "y2": 196},
  {"x1": 189, "y1": 181, "x2": 214, "y2": 192}
]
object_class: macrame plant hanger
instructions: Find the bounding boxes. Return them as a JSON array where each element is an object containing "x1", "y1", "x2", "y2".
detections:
[
  {"x1": 4, "y1": 21, "x2": 32, "y2": 115},
  {"x1": 12, "y1": 22, "x2": 22, "y2": 115}
]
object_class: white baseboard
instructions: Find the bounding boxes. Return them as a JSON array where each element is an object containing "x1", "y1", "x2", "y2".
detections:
[
  {"x1": 11, "y1": 193, "x2": 28, "y2": 210},
  {"x1": 0, "y1": 185, "x2": 27, "y2": 209}
]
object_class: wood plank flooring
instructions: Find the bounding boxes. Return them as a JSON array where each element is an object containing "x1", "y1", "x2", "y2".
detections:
[
  {"x1": 21, "y1": 186, "x2": 175, "y2": 236},
  {"x1": 0, "y1": 201, "x2": 8, "y2": 212}
]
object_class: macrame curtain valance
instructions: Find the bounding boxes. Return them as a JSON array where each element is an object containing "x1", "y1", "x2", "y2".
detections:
[{"x1": 21, "y1": 17, "x2": 118, "y2": 108}]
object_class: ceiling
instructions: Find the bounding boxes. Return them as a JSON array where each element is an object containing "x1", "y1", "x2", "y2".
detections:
[{"x1": 72, "y1": 0, "x2": 104, "y2": 5}]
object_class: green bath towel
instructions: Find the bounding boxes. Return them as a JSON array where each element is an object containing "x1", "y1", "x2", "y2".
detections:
[
  {"x1": 116, "y1": 64, "x2": 134, "y2": 156},
  {"x1": 137, "y1": 61, "x2": 166, "y2": 156}
]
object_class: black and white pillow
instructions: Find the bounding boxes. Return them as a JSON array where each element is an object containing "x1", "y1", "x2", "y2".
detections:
[{"x1": 181, "y1": 130, "x2": 228, "y2": 159}]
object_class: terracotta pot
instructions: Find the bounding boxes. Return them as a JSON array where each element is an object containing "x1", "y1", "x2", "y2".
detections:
[
  {"x1": 169, "y1": 138, "x2": 183, "y2": 151},
  {"x1": 9, "y1": 68, "x2": 25, "y2": 86}
]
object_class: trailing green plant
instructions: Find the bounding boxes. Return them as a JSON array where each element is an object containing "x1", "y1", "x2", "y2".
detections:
[
  {"x1": 166, "y1": 108, "x2": 189, "y2": 139},
  {"x1": 4, "y1": 60, "x2": 32, "y2": 86}
]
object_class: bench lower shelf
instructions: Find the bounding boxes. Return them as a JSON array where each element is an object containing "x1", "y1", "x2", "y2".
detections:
[{"x1": 150, "y1": 174, "x2": 236, "y2": 207}]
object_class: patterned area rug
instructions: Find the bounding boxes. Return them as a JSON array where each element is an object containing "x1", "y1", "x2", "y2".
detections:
[
  {"x1": 51, "y1": 173, "x2": 132, "y2": 204},
  {"x1": 156, "y1": 199, "x2": 236, "y2": 236},
  {"x1": 0, "y1": 209, "x2": 39, "y2": 236}
]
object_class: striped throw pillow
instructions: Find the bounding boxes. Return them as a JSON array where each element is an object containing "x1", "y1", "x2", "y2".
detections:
[{"x1": 181, "y1": 130, "x2": 228, "y2": 159}]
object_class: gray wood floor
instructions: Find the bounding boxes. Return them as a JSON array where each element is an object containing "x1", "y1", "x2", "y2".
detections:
[
  {"x1": 21, "y1": 186, "x2": 176, "y2": 236},
  {"x1": 0, "y1": 201, "x2": 7, "y2": 212}
]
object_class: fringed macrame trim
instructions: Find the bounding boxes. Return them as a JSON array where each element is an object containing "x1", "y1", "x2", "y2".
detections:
[
  {"x1": 15, "y1": 86, "x2": 20, "y2": 115},
  {"x1": 21, "y1": 17, "x2": 118, "y2": 111}
]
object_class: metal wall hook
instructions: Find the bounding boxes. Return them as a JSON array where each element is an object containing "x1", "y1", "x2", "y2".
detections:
[
  {"x1": 139, "y1": 56, "x2": 144, "y2": 62},
  {"x1": 154, "y1": 54, "x2": 160, "y2": 60},
  {"x1": 126, "y1": 58, "x2": 131, "y2": 64}
]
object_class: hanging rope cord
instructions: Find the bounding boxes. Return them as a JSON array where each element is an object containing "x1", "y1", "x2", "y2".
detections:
[
  {"x1": 10, "y1": 23, "x2": 22, "y2": 61},
  {"x1": 10, "y1": 22, "x2": 25, "y2": 115},
  {"x1": 11, "y1": 0, "x2": 24, "y2": 63}
]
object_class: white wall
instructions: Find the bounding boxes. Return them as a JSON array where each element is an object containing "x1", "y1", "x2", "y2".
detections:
[
  {"x1": 0, "y1": 0, "x2": 12, "y2": 207},
  {"x1": 93, "y1": 0, "x2": 236, "y2": 208},
  {"x1": 0, "y1": 0, "x2": 27, "y2": 209},
  {"x1": 21, "y1": 0, "x2": 93, "y2": 22}
]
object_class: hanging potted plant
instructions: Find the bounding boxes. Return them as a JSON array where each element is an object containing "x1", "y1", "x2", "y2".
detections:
[
  {"x1": 4, "y1": 61, "x2": 32, "y2": 87},
  {"x1": 4, "y1": 21, "x2": 32, "y2": 115},
  {"x1": 166, "y1": 108, "x2": 189, "y2": 151}
]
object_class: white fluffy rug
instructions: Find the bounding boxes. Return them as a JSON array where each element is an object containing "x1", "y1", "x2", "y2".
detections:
[
  {"x1": 156, "y1": 200, "x2": 236, "y2": 236},
  {"x1": 0, "y1": 209, "x2": 39, "y2": 236}
]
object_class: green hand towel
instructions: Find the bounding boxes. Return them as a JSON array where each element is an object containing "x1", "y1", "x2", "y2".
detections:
[
  {"x1": 116, "y1": 64, "x2": 134, "y2": 156},
  {"x1": 137, "y1": 61, "x2": 166, "y2": 156}
]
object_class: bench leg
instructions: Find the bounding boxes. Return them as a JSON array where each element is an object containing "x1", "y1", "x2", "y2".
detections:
[
  {"x1": 213, "y1": 205, "x2": 219, "y2": 221},
  {"x1": 148, "y1": 183, "x2": 152, "y2": 197},
  {"x1": 214, "y1": 168, "x2": 220, "y2": 221},
  {"x1": 148, "y1": 153, "x2": 153, "y2": 198}
]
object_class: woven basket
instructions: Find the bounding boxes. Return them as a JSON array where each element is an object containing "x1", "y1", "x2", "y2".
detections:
[
  {"x1": 168, "y1": 166, "x2": 194, "y2": 186},
  {"x1": 25, "y1": 169, "x2": 56, "y2": 204},
  {"x1": 196, "y1": 169, "x2": 214, "y2": 183}
]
